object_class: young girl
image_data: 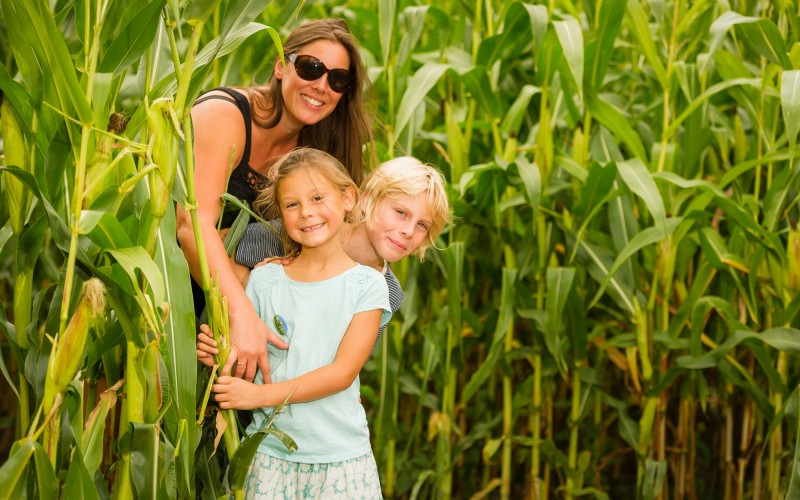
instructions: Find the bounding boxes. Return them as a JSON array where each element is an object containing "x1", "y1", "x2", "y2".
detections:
[{"x1": 206, "y1": 148, "x2": 390, "y2": 498}]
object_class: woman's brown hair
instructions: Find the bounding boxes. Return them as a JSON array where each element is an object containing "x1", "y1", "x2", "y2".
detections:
[{"x1": 244, "y1": 19, "x2": 373, "y2": 186}]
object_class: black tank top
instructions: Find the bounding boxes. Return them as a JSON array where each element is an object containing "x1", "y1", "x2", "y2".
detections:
[
  {"x1": 190, "y1": 87, "x2": 270, "y2": 317},
  {"x1": 193, "y1": 87, "x2": 270, "y2": 228}
]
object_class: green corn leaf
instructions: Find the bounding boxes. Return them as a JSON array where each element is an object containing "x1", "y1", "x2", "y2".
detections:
[
  {"x1": 500, "y1": 85, "x2": 540, "y2": 136},
  {"x1": 129, "y1": 423, "x2": 159, "y2": 500},
  {"x1": 0, "y1": 0, "x2": 46, "y2": 102},
  {"x1": 83, "y1": 211, "x2": 135, "y2": 249},
  {"x1": 574, "y1": 161, "x2": 618, "y2": 220},
  {"x1": 462, "y1": 268, "x2": 516, "y2": 405},
  {"x1": 0, "y1": 439, "x2": 56, "y2": 500},
  {"x1": 553, "y1": 17, "x2": 583, "y2": 98},
  {"x1": 708, "y1": 11, "x2": 791, "y2": 70},
  {"x1": 786, "y1": 386, "x2": 800, "y2": 498},
  {"x1": 515, "y1": 156, "x2": 541, "y2": 216},
  {"x1": 15, "y1": 1, "x2": 93, "y2": 125},
  {"x1": 31, "y1": 442, "x2": 57, "y2": 500},
  {"x1": 641, "y1": 459, "x2": 667, "y2": 500},
  {"x1": 64, "y1": 445, "x2": 98, "y2": 500},
  {"x1": 586, "y1": 0, "x2": 625, "y2": 90},
  {"x1": 781, "y1": 70, "x2": 800, "y2": 149},
  {"x1": 545, "y1": 267, "x2": 575, "y2": 375},
  {"x1": 573, "y1": 237, "x2": 635, "y2": 314},
  {"x1": 664, "y1": 78, "x2": 760, "y2": 139},
  {"x1": 476, "y1": 3, "x2": 546, "y2": 68},
  {"x1": 394, "y1": 63, "x2": 451, "y2": 137},
  {"x1": 185, "y1": 0, "x2": 224, "y2": 24},
  {"x1": 228, "y1": 426, "x2": 297, "y2": 491},
  {"x1": 128, "y1": 22, "x2": 273, "y2": 136},
  {"x1": 588, "y1": 218, "x2": 681, "y2": 310},
  {"x1": 155, "y1": 205, "x2": 197, "y2": 439},
  {"x1": 461, "y1": 68, "x2": 502, "y2": 121},
  {"x1": 617, "y1": 158, "x2": 668, "y2": 238},
  {"x1": 763, "y1": 151, "x2": 800, "y2": 232},
  {"x1": 625, "y1": 0, "x2": 668, "y2": 89},
  {"x1": 586, "y1": 90, "x2": 647, "y2": 161},
  {"x1": 107, "y1": 247, "x2": 166, "y2": 308},
  {"x1": 82, "y1": 382, "x2": 121, "y2": 476},
  {"x1": 220, "y1": 0, "x2": 271, "y2": 36},
  {"x1": 602, "y1": 395, "x2": 639, "y2": 449},
  {"x1": 97, "y1": 0, "x2": 165, "y2": 75},
  {"x1": 678, "y1": 328, "x2": 800, "y2": 370},
  {"x1": 379, "y1": 0, "x2": 396, "y2": 68}
]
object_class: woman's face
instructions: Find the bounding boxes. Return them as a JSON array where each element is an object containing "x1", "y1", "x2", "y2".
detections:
[
  {"x1": 367, "y1": 193, "x2": 433, "y2": 263},
  {"x1": 275, "y1": 39, "x2": 351, "y2": 128}
]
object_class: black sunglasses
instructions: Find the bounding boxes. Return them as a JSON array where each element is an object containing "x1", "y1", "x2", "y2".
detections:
[{"x1": 286, "y1": 53, "x2": 352, "y2": 94}]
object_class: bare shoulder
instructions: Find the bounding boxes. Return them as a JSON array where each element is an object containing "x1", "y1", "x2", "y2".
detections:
[{"x1": 191, "y1": 91, "x2": 249, "y2": 163}]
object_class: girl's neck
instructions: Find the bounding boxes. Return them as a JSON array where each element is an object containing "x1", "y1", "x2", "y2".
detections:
[
  {"x1": 340, "y1": 223, "x2": 383, "y2": 271},
  {"x1": 283, "y1": 238, "x2": 355, "y2": 282}
]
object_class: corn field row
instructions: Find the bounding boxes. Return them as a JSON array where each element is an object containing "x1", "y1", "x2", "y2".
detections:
[{"x1": 0, "y1": 0, "x2": 799, "y2": 498}]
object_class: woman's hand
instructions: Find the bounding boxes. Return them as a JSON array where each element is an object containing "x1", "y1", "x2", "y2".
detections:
[
  {"x1": 196, "y1": 324, "x2": 218, "y2": 367},
  {"x1": 224, "y1": 307, "x2": 288, "y2": 382},
  {"x1": 212, "y1": 375, "x2": 267, "y2": 410},
  {"x1": 255, "y1": 255, "x2": 294, "y2": 268}
]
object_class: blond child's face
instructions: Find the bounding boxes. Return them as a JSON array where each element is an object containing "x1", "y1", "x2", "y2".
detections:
[
  {"x1": 367, "y1": 193, "x2": 433, "y2": 263},
  {"x1": 278, "y1": 169, "x2": 354, "y2": 249}
]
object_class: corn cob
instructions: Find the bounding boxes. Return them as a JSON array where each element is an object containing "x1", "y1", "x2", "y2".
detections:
[{"x1": 43, "y1": 278, "x2": 106, "y2": 412}]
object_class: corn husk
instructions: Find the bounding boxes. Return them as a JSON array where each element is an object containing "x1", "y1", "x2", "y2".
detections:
[
  {"x1": 1, "y1": 98, "x2": 32, "y2": 236},
  {"x1": 146, "y1": 98, "x2": 179, "y2": 219},
  {"x1": 788, "y1": 224, "x2": 800, "y2": 298},
  {"x1": 43, "y1": 278, "x2": 106, "y2": 412}
]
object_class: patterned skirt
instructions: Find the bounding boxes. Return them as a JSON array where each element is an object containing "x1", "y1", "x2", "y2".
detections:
[{"x1": 244, "y1": 450, "x2": 383, "y2": 499}]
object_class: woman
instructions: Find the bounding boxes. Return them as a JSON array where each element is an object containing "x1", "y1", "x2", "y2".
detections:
[{"x1": 177, "y1": 19, "x2": 373, "y2": 383}]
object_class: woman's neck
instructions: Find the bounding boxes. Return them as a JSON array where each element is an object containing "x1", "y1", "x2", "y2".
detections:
[{"x1": 340, "y1": 223, "x2": 383, "y2": 271}]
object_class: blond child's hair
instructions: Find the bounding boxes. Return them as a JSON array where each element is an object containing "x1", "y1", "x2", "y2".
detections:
[
  {"x1": 255, "y1": 148, "x2": 358, "y2": 257},
  {"x1": 360, "y1": 157, "x2": 450, "y2": 260}
]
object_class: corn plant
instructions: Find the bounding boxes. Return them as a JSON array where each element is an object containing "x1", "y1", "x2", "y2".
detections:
[
  {"x1": 2, "y1": 1, "x2": 800, "y2": 499},
  {"x1": 0, "y1": 0, "x2": 282, "y2": 497}
]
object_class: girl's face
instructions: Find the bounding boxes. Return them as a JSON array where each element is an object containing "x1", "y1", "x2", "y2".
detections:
[
  {"x1": 278, "y1": 168, "x2": 355, "y2": 249},
  {"x1": 275, "y1": 39, "x2": 350, "y2": 128},
  {"x1": 367, "y1": 193, "x2": 433, "y2": 263}
]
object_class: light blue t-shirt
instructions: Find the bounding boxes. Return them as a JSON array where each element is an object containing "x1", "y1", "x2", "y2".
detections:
[{"x1": 244, "y1": 263, "x2": 391, "y2": 463}]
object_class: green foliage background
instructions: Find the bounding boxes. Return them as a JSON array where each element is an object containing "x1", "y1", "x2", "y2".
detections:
[{"x1": 1, "y1": 0, "x2": 800, "y2": 499}]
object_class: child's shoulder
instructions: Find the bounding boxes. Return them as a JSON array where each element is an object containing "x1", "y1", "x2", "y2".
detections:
[
  {"x1": 247, "y1": 262, "x2": 285, "y2": 289},
  {"x1": 346, "y1": 264, "x2": 389, "y2": 290}
]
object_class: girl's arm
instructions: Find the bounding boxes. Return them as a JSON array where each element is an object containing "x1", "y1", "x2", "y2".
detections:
[
  {"x1": 176, "y1": 96, "x2": 286, "y2": 382},
  {"x1": 212, "y1": 309, "x2": 383, "y2": 410}
]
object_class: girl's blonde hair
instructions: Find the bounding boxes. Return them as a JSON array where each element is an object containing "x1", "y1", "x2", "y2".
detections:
[
  {"x1": 255, "y1": 148, "x2": 358, "y2": 257},
  {"x1": 360, "y1": 157, "x2": 450, "y2": 260}
]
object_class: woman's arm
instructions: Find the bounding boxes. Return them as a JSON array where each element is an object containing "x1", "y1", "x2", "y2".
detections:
[
  {"x1": 176, "y1": 95, "x2": 286, "y2": 381},
  {"x1": 212, "y1": 309, "x2": 383, "y2": 410}
]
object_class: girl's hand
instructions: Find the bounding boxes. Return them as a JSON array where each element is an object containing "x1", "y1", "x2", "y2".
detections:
[
  {"x1": 196, "y1": 324, "x2": 219, "y2": 367},
  {"x1": 212, "y1": 375, "x2": 266, "y2": 410}
]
